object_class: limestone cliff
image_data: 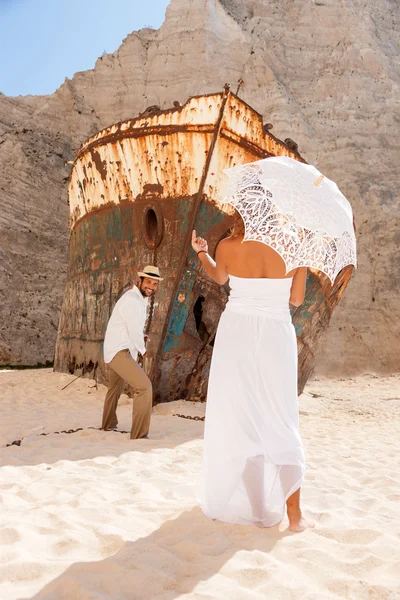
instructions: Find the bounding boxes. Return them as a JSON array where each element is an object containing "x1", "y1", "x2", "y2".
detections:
[{"x1": 0, "y1": 0, "x2": 399, "y2": 373}]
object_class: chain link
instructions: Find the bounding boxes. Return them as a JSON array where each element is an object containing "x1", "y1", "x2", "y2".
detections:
[
  {"x1": 173, "y1": 413, "x2": 205, "y2": 422},
  {"x1": 5, "y1": 427, "x2": 130, "y2": 448}
]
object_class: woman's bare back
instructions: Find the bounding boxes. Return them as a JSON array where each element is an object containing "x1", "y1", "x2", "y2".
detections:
[
  {"x1": 191, "y1": 229, "x2": 307, "y2": 307},
  {"x1": 219, "y1": 235, "x2": 295, "y2": 279}
]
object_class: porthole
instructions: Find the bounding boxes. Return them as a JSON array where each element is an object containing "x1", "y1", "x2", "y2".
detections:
[{"x1": 143, "y1": 205, "x2": 163, "y2": 249}]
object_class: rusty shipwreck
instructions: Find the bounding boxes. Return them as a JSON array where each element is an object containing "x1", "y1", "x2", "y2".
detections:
[{"x1": 54, "y1": 87, "x2": 352, "y2": 401}]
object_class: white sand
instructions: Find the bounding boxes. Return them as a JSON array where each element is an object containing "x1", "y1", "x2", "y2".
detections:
[{"x1": 0, "y1": 369, "x2": 399, "y2": 600}]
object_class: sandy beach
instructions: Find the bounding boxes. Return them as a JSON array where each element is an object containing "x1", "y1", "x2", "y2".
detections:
[{"x1": 1, "y1": 369, "x2": 399, "y2": 599}]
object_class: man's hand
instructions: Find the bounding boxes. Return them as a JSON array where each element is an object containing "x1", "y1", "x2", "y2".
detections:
[{"x1": 191, "y1": 230, "x2": 208, "y2": 255}]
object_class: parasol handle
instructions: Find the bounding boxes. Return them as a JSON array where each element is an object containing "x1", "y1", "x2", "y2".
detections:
[{"x1": 313, "y1": 175, "x2": 324, "y2": 187}]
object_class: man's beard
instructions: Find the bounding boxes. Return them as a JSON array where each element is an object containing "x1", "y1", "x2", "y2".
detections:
[{"x1": 139, "y1": 286, "x2": 154, "y2": 298}]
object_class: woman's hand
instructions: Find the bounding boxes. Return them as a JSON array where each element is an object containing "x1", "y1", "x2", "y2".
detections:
[
  {"x1": 191, "y1": 230, "x2": 208, "y2": 255},
  {"x1": 191, "y1": 232, "x2": 229, "y2": 285}
]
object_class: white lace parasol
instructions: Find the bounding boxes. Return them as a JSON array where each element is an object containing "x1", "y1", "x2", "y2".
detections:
[{"x1": 219, "y1": 156, "x2": 357, "y2": 283}]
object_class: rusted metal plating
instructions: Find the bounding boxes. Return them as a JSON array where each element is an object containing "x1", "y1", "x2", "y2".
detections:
[{"x1": 54, "y1": 89, "x2": 352, "y2": 401}]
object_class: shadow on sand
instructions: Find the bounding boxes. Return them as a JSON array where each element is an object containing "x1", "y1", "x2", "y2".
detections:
[{"x1": 25, "y1": 507, "x2": 290, "y2": 600}]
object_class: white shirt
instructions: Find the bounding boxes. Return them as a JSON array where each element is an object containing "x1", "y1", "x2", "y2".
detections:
[{"x1": 103, "y1": 286, "x2": 148, "y2": 364}]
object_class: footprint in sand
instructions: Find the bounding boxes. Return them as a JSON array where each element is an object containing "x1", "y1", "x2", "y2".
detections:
[
  {"x1": 95, "y1": 533, "x2": 125, "y2": 557},
  {"x1": 315, "y1": 528, "x2": 381, "y2": 544},
  {"x1": 52, "y1": 537, "x2": 83, "y2": 556},
  {"x1": 0, "y1": 483, "x2": 17, "y2": 491},
  {"x1": 0, "y1": 561, "x2": 48, "y2": 582},
  {"x1": 387, "y1": 494, "x2": 400, "y2": 502},
  {"x1": 0, "y1": 527, "x2": 21, "y2": 544}
]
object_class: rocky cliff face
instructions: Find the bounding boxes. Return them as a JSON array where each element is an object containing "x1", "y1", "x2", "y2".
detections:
[{"x1": 0, "y1": 0, "x2": 399, "y2": 373}]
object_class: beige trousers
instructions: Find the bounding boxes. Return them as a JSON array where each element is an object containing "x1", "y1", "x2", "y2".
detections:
[{"x1": 101, "y1": 349, "x2": 152, "y2": 439}]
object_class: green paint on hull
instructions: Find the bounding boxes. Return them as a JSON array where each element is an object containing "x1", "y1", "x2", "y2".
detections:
[
  {"x1": 69, "y1": 204, "x2": 135, "y2": 277},
  {"x1": 164, "y1": 269, "x2": 197, "y2": 352},
  {"x1": 164, "y1": 200, "x2": 227, "y2": 352},
  {"x1": 293, "y1": 272, "x2": 326, "y2": 337}
]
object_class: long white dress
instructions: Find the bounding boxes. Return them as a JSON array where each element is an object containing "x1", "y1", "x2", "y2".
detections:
[{"x1": 201, "y1": 275, "x2": 305, "y2": 527}]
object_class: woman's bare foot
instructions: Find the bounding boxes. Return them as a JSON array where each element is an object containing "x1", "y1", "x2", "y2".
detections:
[
  {"x1": 287, "y1": 508, "x2": 315, "y2": 532},
  {"x1": 286, "y1": 488, "x2": 314, "y2": 532}
]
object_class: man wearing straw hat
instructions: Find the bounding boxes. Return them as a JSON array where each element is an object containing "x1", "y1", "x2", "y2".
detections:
[{"x1": 101, "y1": 266, "x2": 163, "y2": 439}]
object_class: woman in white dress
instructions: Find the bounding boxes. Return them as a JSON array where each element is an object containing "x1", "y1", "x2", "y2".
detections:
[{"x1": 191, "y1": 217, "x2": 314, "y2": 532}]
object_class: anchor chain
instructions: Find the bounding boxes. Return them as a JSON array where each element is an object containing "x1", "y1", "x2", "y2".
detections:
[{"x1": 173, "y1": 413, "x2": 205, "y2": 422}]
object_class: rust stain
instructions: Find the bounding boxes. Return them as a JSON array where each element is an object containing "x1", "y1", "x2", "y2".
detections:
[
  {"x1": 143, "y1": 182, "x2": 164, "y2": 196},
  {"x1": 78, "y1": 125, "x2": 215, "y2": 160},
  {"x1": 90, "y1": 149, "x2": 108, "y2": 181},
  {"x1": 55, "y1": 89, "x2": 353, "y2": 403}
]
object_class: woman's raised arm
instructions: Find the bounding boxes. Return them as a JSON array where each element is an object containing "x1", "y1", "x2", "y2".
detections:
[{"x1": 191, "y1": 230, "x2": 229, "y2": 285}]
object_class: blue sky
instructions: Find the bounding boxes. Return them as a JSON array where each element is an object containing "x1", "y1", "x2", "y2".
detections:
[{"x1": 0, "y1": 0, "x2": 170, "y2": 96}]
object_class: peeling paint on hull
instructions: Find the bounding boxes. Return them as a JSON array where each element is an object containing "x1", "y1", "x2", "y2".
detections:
[{"x1": 54, "y1": 90, "x2": 353, "y2": 401}]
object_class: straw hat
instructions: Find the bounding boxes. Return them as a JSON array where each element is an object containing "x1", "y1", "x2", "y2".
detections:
[{"x1": 137, "y1": 265, "x2": 163, "y2": 281}]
